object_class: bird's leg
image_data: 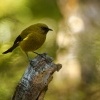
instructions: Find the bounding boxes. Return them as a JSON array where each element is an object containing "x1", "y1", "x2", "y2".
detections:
[
  {"x1": 25, "y1": 52, "x2": 33, "y2": 66},
  {"x1": 25, "y1": 52, "x2": 30, "y2": 61},
  {"x1": 33, "y1": 51, "x2": 41, "y2": 55},
  {"x1": 33, "y1": 51, "x2": 49, "y2": 63},
  {"x1": 33, "y1": 51, "x2": 44, "y2": 58}
]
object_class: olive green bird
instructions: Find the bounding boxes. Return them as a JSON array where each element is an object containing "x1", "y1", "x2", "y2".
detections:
[{"x1": 2, "y1": 23, "x2": 52, "y2": 59}]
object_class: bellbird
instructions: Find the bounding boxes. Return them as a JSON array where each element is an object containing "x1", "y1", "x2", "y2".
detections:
[{"x1": 2, "y1": 23, "x2": 53, "y2": 59}]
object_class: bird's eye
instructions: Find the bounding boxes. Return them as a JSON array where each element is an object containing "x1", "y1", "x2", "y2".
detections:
[{"x1": 41, "y1": 27, "x2": 49, "y2": 31}]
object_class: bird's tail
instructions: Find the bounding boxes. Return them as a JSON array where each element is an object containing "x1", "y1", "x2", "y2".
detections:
[{"x1": 2, "y1": 43, "x2": 19, "y2": 54}]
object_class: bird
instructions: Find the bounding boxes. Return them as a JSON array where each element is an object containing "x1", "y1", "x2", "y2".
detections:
[{"x1": 2, "y1": 23, "x2": 53, "y2": 60}]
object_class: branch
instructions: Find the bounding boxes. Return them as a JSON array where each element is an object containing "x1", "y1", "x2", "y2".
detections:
[{"x1": 12, "y1": 53, "x2": 62, "y2": 100}]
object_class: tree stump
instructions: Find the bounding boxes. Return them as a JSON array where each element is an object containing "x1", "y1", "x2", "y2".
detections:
[{"x1": 12, "y1": 53, "x2": 62, "y2": 100}]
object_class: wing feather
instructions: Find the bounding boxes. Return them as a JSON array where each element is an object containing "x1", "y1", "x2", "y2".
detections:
[{"x1": 14, "y1": 35, "x2": 23, "y2": 44}]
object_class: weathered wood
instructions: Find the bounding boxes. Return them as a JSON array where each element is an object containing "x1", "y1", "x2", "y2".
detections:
[{"x1": 12, "y1": 53, "x2": 62, "y2": 100}]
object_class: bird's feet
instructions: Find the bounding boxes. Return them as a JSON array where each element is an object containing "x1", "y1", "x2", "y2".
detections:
[
  {"x1": 30, "y1": 60, "x2": 34, "y2": 66},
  {"x1": 33, "y1": 52, "x2": 45, "y2": 58},
  {"x1": 33, "y1": 52, "x2": 51, "y2": 63},
  {"x1": 29, "y1": 52, "x2": 52, "y2": 66},
  {"x1": 29, "y1": 52, "x2": 44, "y2": 66}
]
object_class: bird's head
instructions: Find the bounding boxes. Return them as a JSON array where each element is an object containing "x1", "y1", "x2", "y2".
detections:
[{"x1": 33, "y1": 23, "x2": 53, "y2": 34}]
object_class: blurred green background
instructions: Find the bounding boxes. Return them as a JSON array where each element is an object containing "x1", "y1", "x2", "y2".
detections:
[
  {"x1": 0, "y1": 0, "x2": 61, "y2": 100},
  {"x1": 0, "y1": 0, "x2": 100, "y2": 100}
]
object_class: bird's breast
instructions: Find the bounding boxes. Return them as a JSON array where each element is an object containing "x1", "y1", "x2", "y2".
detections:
[{"x1": 20, "y1": 33, "x2": 46, "y2": 52}]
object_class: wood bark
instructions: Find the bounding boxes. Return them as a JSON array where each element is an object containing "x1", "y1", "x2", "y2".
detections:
[{"x1": 12, "y1": 53, "x2": 62, "y2": 100}]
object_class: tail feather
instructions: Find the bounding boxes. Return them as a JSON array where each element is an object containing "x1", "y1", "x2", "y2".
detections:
[{"x1": 2, "y1": 43, "x2": 19, "y2": 54}]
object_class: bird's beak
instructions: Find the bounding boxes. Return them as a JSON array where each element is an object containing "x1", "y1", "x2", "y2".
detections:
[{"x1": 49, "y1": 28, "x2": 53, "y2": 31}]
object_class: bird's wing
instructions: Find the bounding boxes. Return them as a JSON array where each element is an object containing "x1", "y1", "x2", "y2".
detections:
[
  {"x1": 14, "y1": 32, "x2": 31, "y2": 45},
  {"x1": 14, "y1": 35, "x2": 23, "y2": 44},
  {"x1": 14, "y1": 27, "x2": 32, "y2": 45}
]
